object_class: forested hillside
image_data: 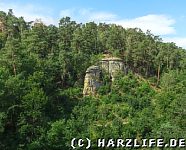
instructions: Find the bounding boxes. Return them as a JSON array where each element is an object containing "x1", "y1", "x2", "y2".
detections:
[{"x1": 0, "y1": 10, "x2": 186, "y2": 149}]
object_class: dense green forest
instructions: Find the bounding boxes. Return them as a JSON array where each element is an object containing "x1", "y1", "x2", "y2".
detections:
[{"x1": 0, "y1": 10, "x2": 186, "y2": 149}]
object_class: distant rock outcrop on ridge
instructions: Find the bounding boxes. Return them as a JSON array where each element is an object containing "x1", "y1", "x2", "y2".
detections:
[{"x1": 83, "y1": 56, "x2": 125, "y2": 96}]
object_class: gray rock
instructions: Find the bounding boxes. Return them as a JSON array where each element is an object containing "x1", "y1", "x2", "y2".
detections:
[
  {"x1": 100, "y1": 57, "x2": 124, "y2": 81},
  {"x1": 83, "y1": 57, "x2": 125, "y2": 96},
  {"x1": 83, "y1": 66, "x2": 102, "y2": 96}
]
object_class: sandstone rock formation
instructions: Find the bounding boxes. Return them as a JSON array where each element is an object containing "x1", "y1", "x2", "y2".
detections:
[
  {"x1": 100, "y1": 57, "x2": 124, "y2": 81},
  {"x1": 83, "y1": 56, "x2": 125, "y2": 96},
  {"x1": 83, "y1": 66, "x2": 102, "y2": 96},
  {"x1": 0, "y1": 20, "x2": 5, "y2": 32}
]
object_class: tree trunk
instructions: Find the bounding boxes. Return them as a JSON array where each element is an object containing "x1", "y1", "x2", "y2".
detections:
[
  {"x1": 12, "y1": 51, "x2": 16, "y2": 76},
  {"x1": 157, "y1": 64, "x2": 160, "y2": 85}
]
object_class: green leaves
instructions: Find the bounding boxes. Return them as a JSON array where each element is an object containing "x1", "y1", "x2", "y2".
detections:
[
  {"x1": 0, "y1": 10, "x2": 185, "y2": 149},
  {"x1": 47, "y1": 120, "x2": 67, "y2": 149},
  {"x1": 22, "y1": 87, "x2": 47, "y2": 110},
  {"x1": 0, "y1": 112, "x2": 6, "y2": 133}
]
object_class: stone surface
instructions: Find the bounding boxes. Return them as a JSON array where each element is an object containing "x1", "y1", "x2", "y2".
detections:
[
  {"x1": 83, "y1": 66, "x2": 102, "y2": 96},
  {"x1": 0, "y1": 20, "x2": 5, "y2": 32},
  {"x1": 83, "y1": 56, "x2": 125, "y2": 96},
  {"x1": 100, "y1": 57, "x2": 124, "y2": 81}
]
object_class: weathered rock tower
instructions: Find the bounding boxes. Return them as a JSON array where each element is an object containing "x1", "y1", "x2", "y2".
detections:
[
  {"x1": 83, "y1": 56, "x2": 125, "y2": 96},
  {"x1": 83, "y1": 66, "x2": 102, "y2": 96},
  {"x1": 100, "y1": 57, "x2": 124, "y2": 81}
]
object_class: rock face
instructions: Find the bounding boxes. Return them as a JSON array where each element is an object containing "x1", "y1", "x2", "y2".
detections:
[
  {"x1": 83, "y1": 56, "x2": 125, "y2": 96},
  {"x1": 83, "y1": 66, "x2": 102, "y2": 96},
  {"x1": 0, "y1": 20, "x2": 5, "y2": 32},
  {"x1": 100, "y1": 57, "x2": 124, "y2": 81}
]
